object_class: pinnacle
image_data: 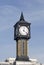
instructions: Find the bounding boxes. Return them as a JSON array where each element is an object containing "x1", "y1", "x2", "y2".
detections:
[{"x1": 20, "y1": 12, "x2": 24, "y2": 21}]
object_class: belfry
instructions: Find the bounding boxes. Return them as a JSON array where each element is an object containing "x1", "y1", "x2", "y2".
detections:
[{"x1": 14, "y1": 12, "x2": 31, "y2": 61}]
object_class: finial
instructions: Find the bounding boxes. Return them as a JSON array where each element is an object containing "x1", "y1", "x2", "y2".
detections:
[{"x1": 20, "y1": 12, "x2": 24, "y2": 21}]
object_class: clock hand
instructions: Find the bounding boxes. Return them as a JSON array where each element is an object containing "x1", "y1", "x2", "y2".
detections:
[{"x1": 23, "y1": 30, "x2": 27, "y2": 34}]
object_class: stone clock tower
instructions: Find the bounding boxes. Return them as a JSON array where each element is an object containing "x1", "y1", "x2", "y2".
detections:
[{"x1": 14, "y1": 12, "x2": 31, "y2": 61}]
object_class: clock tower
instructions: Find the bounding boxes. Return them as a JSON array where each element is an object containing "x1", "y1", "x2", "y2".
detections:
[{"x1": 14, "y1": 12, "x2": 31, "y2": 61}]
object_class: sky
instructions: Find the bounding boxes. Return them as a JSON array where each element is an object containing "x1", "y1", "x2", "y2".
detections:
[{"x1": 0, "y1": 0, "x2": 44, "y2": 64}]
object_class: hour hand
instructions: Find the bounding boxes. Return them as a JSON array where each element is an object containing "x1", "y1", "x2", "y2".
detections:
[{"x1": 23, "y1": 30, "x2": 27, "y2": 34}]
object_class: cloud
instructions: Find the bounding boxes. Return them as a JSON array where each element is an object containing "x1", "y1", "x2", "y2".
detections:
[
  {"x1": 0, "y1": 43, "x2": 16, "y2": 61},
  {"x1": 18, "y1": 0, "x2": 44, "y2": 27},
  {"x1": 24, "y1": 9, "x2": 44, "y2": 27},
  {"x1": 0, "y1": 3, "x2": 44, "y2": 63},
  {"x1": 36, "y1": 0, "x2": 44, "y2": 4},
  {"x1": 29, "y1": 46, "x2": 44, "y2": 63},
  {"x1": 0, "y1": 5, "x2": 20, "y2": 31},
  {"x1": 0, "y1": 4, "x2": 44, "y2": 30}
]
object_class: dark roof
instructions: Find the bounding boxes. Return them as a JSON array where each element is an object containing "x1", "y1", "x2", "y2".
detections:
[
  {"x1": 14, "y1": 12, "x2": 31, "y2": 27},
  {"x1": 19, "y1": 12, "x2": 25, "y2": 21}
]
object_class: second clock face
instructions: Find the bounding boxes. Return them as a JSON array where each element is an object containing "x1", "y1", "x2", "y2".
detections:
[{"x1": 19, "y1": 26, "x2": 29, "y2": 35}]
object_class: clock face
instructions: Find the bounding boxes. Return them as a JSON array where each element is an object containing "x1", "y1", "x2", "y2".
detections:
[{"x1": 19, "y1": 26, "x2": 29, "y2": 35}]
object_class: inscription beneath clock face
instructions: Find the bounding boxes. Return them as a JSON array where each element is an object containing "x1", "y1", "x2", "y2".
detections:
[{"x1": 19, "y1": 26, "x2": 29, "y2": 35}]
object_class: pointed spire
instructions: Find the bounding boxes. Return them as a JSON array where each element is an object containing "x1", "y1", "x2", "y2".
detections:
[{"x1": 20, "y1": 12, "x2": 25, "y2": 21}]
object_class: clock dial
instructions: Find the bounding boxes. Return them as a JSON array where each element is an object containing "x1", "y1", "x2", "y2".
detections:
[{"x1": 19, "y1": 26, "x2": 29, "y2": 35}]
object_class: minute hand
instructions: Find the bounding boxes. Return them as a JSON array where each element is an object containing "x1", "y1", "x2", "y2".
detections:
[{"x1": 23, "y1": 30, "x2": 27, "y2": 34}]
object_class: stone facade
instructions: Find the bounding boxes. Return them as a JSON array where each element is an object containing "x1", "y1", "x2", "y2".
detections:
[
  {"x1": 16, "y1": 39, "x2": 29, "y2": 61},
  {"x1": 16, "y1": 39, "x2": 27, "y2": 57}
]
